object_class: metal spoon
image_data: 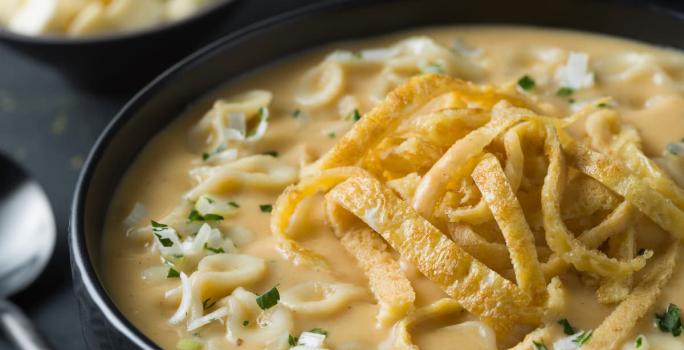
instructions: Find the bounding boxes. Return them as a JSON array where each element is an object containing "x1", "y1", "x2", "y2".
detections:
[{"x1": 0, "y1": 153, "x2": 55, "y2": 350}]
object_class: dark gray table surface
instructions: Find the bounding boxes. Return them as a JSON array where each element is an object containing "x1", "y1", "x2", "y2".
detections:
[
  {"x1": 0, "y1": 1, "x2": 315, "y2": 348},
  {"x1": 0, "y1": 0, "x2": 681, "y2": 349}
]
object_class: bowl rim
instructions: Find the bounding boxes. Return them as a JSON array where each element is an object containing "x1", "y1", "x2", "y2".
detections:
[
  {"x1": 69, "y1": 1, "x2": 355, "y2": 348},
  {"x1": 0, "y1": 0, "x2": 235, "y2": 45},
  {"x1": 69, "y1": 0, "x2": 683, "y2": 349}
]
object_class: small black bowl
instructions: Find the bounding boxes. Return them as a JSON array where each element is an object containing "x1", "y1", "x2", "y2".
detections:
[
  {"x1": 0, "y1": 0, "x2": 237, "y2": 90},
  {"x1": 69, "y1": 0, "x2": 683, "y2": 348}
]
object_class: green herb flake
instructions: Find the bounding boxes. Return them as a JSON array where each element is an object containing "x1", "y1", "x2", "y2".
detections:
[
  {"x1": 256, "y1": 286, "x2": 280, "y2": 310},
  {"x1": 188, "y1": 209, "x2": 204, "y2": 222},
  {"x1": 151, "y1": 220, "x2": 168, "y2": 229},
  {"x1": 572, "y1": 330, "x2": 593, "y2": 346},
  {"x1": 259, "y1": 204, "x2": 273, "y2": 213},
  {"x1": 201, "y1": 152, "x2": 210, "y2": 161},
  {"x1": 153, "y1": 233, "x2": 174, "y2": 247},
  {"x1": 167, "y1": 268, "x2": 180, "y2": 278},
  {"x1": 263, "y1": 150, "x2": 279, "y2": 157},
  {"x1": 421, "y1": 63, "x2": 444, "y2": 74},
  {"x1": 228, "y1": 201, "x2": 240, "y2": 208},
  {"x1": 309, "y1": 328, "x2": 328, "y2": 336},
  {"x1": 205, "y1": 197, "x2": 214, "y2": 204},
  {"x1": 328, "y1": 132, "x2": 336, "y2": 138},
  {"x1": 556, "y1": 87, "x2": 574, "y2": 97},
  {"x1": 517, "y1": 75, "x2": 536, "y2": 91},
  {"x1": 242, "y1": 320, "x2": 249, "y2": 327},
  {"x1": 288, "y1": 334, "x2": 298, "y2": 346},
  {"x1": 655, "y1": 303, "x2": 683, "y2": 337},
  {"x1": 349, "y1": 109, "x2": 362, "y2": 122},
  {"x1": 569, "y1": 98, "x2": 576, "y2": 104},
  {"x1": 558, "y1": 318, "x2": 577, "y2": 336},
  {"x1": 667, "y1": 143, "x2": 680, "y2": 156},
  {"x1": 204, "y1": 243, "x2": 225, "y2": 254},
  {"x1": 597, "y1": 102, "x2": 609, "y2": 108},
  {"x1": 532, "y1": 340, "x2": 548, "y2": 350},
  {"x1": 352, "y1": 51, "x2": 363, "y2": 59},
  {"x1": 635, "y1": 335, "x2": 644, "y2": 348},
  {"x1": 202, "y1": 214, "x2": 224, "y2": 221},
  {"x1": 292, "y1": 109, "x2": 301, "y2": 118}
]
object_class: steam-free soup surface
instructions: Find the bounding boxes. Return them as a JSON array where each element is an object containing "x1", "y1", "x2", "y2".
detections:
[{"x1": 102, "y1": 26, "x2": 684, "y2": 350}]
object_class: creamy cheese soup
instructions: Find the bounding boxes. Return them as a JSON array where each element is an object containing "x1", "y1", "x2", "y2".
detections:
[{"x1": 101, "y1": 26, "x2": 684, "y2": 350}]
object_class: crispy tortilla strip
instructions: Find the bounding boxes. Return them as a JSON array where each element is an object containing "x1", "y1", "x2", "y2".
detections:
[
  {"x1": 326, "y1": 200, "x2": 415, "y2": 325},
  {"x1": 542, "y1": 126, "x2": 651, "y2": 278},
  {"x1": 270, "y1": 167, "x2": 371, "y2": 269},
  {"x1": 326, "y1": 175, "x2": 540, "y2": 333},
  {"x1": 317, "y1": 75, "x2": 482, "y2": 170},
  {"x1": 384, "y1": 298, "x2": 462, "y2": 350},
  {"x1": 542, "y1": 201, "x2": 636, "y2": 279},
  {"x1": 448, "y1": 224, "x2": 512, "y2": 272},
  {"x1": 584, "y1": 243, "x2": 680, "y2": 350},
  {"x1": 412, "y1": 101, "x2": 524, "y2": 220},
  {"x1": 564, "y1": 140, "x2": 684, "y2": 240},
  {"x1": 596, "y1": 226, "x2": 636, "y2": 304},
  {"x1": 472, "y1": 154, "x2": 546, "y2": 300}
]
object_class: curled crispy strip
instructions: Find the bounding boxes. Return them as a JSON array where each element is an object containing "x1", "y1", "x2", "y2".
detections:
[
  {"x1": 542, "y1": 126, "x2": 651, "y2": 278},
  {"x1": 564, "y1": 140, "x2": 684, "y2": 240},
  {"x1": 326, "y1": 200, "x2": 415, "y2": 325},
  {"x1": 471, "y1": 154, "x2": 546, "y2": 300},
  {"x1": 317, "y1": 75, "x2": 481, "y2": 170},
  {"x1": 326, "y1": 175, "x2": 539, "y2": 334},
  {"x1": 270, "y1": 167, "x2": 371, "y2": 269},
  {"x1": 383, "y1": 298, "x2": 462, "y2": 350},
  {"x1": 584, "y1": 243, "x2": 680, "y2": 350},
  {"x1": 542, "y1": 201, "x2": 636, "y2": 279},
  {"x1": 596, "y1": 226, "x2": 636, "y2": 304},
  {"x1": 412, "y1": 102, "x2": 522, "y2": 220},
  {"x1": 448, "y1": 224, "x2": 512, "y2": 272}
]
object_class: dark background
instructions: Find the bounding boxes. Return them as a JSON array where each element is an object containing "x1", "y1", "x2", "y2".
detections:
[{"x1": 0, "y1": 0, "x2": 681, "y2": 349}]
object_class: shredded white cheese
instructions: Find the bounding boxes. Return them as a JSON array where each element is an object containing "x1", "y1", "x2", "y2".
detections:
[
  {"x1": 168, "y1": 272, "x2": 193, "y2": 325},
  {"x1": 555, "y1": 51, "x2": 595, "y2": 90},
  {"x1": 187, "y1": 306, "x2": 229, "y2": 331},
  {"x1": 296, "y1": 331, "x2": 327, "y2": 349}
]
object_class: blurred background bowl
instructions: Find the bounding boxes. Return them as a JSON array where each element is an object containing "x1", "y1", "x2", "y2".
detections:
[{"x1": 0, "y1": 0, "x2": 237, "y2": 91}]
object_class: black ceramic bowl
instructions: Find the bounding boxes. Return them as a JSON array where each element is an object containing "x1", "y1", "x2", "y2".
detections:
[
  {"x1": 70, "y1": 0, "x2": 684, "y2": 348},
  {"x1": 0, "y1": 0, "x2": 236, "y2": 90}
]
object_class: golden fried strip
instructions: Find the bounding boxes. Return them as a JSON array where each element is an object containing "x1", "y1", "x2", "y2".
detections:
[
  {"x1": 542, "y1": 126, "x2": 651, "y2": 278},
  {"x1": 584, "y1": 243, "x2": 680, "y2": 350},
  {"x1": 542, "y1": 201, "x2": 636, "y2": 279},
  {"x1": 386, "y1": 298, "x2": 462, "y2": 350},
  {"x1": 564, "y1": 140, "x2": 684, "y2": 240},
  {"x1": 317, "y1": 75, "x2": 479, "y2": 170},
  {"x1": 412, "y1": 102, "x2": 523, "y2": 220},
  {"x1": 326, "y1": 175, "x2": 539, "y2": 334},
  {"x1": 448, "y1": 224, "x2": 512, "y2": 271},
  {"x1": 596, "y1": 226, "x2": 636, "y2": 304},
  {"x1": 326, "y1": 200, "x2": 415, "y2": 325},
  {"x1": 472, "y1": 154, "x2": 546, "y2": 300},
  {"x1": 270, "y1": 167, "x2": 371, "y2": 269}
]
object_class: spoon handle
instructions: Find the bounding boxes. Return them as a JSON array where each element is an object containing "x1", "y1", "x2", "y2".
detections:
[{"x1": 0, "y1": 299, "x2": 52, "y2": 350}]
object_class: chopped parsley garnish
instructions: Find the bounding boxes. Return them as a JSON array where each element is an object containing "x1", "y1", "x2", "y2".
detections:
[
  {"x1": 151, "y1": 220, "x2": 168, "y2": 229},
  {"x1": 202, "y1": 298, "x2": 217, "y2": 310},
  {"x1": 328, "y1": 132, "x2": 336, "y2": 138},
  {"x1": 352, "y1": 51, "x2": 363, "y2": 59},
  {"x1": 204, "y1": 243, "x2": 225, "y2": 254},
  {"x1": 349, "y1": 109, "x2": 362, "y2": 122},
  {"x1": 597, "y1": 102, "x2": 609, "y2": 108},
  {"x1": 228, "y1": 201, "x2": 240, "y2": 208},
  {"x1": 188, "y1": 209, "x2": 224, "y2": 222},
  {"x1": 635, "y1": 335, "x2": 644, "y2": 348},
  {"x1": 421, "y1": 63, "x2": 444, "y2": 74},
  {"x1": 655, "y1": 303, "x2": 683, "y2": 336},
  {"x1": 259, "y1": 204, "x2": 273, "y2": 213},
  {"x1": 667, "y1": 143, "x2": 680, "y2": 155},
  {"x1": 256, "y1": 286, "x2": 280, "y2": 310},
  {"x1": 242, "y1": 320, "x2": 249, "y2": 327},
  {"x1": 532, "y1": 340, "x2": 548, "y2": 350},
  {"x1": 166, "y1": 268, "x2": 180, "y2": 278},
  {"x1": 263, "y1": 150, "x2": 279, "y2": 157},
  {"x1": 292, "y1": 109, "x2": 301, "y2": 118},
  {"x1": 569, "y1": 98, "x2": 576, "y2": 104},
  {"x1": 201, "y1": 152, "x2": 210, "y2": 161},
  {"x1": 558, "y1": 318, "x2": 577, "y2": 335},
  {"x1": 202, "y1": 144, "x2": 227, "y2": 161},
  {"x1": 309, "y1": 328, "x2": 328, "y2": 336},
  {"x1": 572, "y1": 330, "x2": 593, "y2": 346},
  {"x1": 288, "y1": 334, "x2": 298, "y2": 346},
  {"x1": 517, "y1": 75, "x2": 536, "y2": 91},
  {"x1": 556, "y1": 87, "x2": 574, "y2": 97},
  {"x1": 205, "y1": 197, "x2": 214, "y2": 204},
  {"x1": 153, "y1": 233, "x2": 174, "y2": 247}
]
